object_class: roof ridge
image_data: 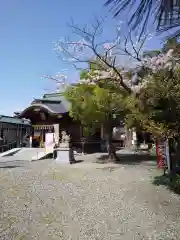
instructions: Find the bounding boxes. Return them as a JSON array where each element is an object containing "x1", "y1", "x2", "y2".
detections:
[
  {"x1": 0, "y1": 115, "x2": 31, "y2": 125},
  {"x1": 0, "y1": 115, "x2": 16, "y2": 119},
  {"x1": 43, "y1": 92, "x2": 63, "y2": 98},
  {"x1": 32, "y1": 99, "x2": 61, "y2": 104}
]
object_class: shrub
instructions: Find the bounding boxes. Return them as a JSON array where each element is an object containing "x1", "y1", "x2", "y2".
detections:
[{"x1": 169, "y1": 174, "x2": 180, "y2": 194}]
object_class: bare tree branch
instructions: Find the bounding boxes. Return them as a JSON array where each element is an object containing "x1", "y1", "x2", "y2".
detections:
[{"x1": 55, "y1": 17, "x2": 149, "y2": 94}]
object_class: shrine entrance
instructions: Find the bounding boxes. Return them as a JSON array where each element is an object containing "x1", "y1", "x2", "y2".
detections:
[
  {"x1": 18, "y1": 93, "x2": 80, "y2": 149},
  {"x1": 32, "y1": 125, "x2": 54, "y2": 148},
  {"x1": 17, "y1": 93, "x2": 101, "y2": 153}
]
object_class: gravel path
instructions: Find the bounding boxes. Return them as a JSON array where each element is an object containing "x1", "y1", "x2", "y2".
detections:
[{"x1": 0, "y1": 159, "x2": 180, "y2": 239}]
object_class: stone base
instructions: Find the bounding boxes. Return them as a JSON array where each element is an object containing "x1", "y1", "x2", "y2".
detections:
[
  {"x1": 59, "y1": 143, "x2": 69, "y2": 148},
  {"x1": 55, "y1": 148, "x2": 69, "y2": 163}
]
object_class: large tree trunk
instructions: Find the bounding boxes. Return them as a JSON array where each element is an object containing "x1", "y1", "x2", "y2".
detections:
[
  {"x1": 125, "y1": 127, "x2": 131, "y2": 148},
  {"x1": 105, "y1": 125, "x2": 119, "y2": 162},
  {"x1": 69, "y1": 143, "x2": 75, "y2": 164},
  {"x1": 69, "y1": 136, "x2": 76, "y2": 164},
  {"x1": 171, "y1": 136, "x2": 180, "y2": 171}
]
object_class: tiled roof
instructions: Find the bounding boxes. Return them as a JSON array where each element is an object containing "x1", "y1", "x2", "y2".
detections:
[
  {"x1": 42, "y1": 93, "x2": 70, "y2": 110},
  {"x1": 19, "y1": 92, "x2": 71, "y2": 118},
  {"x1": 43, "y1": 93, "x2": 64, "y2": 100},
  {"x1": 31, "y1": 102, "x2": 68, "y2": 114},
  {"x1": 0, "y1": 115, "x2": 31, "y2": 125}
]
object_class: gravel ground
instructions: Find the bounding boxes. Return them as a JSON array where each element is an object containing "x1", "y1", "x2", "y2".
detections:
[{"x1": 0, "y1": 158, "x2": 180, "y2": 240}]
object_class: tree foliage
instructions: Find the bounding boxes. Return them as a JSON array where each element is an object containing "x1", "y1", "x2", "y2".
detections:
[
  {"x1": 105, "y1": 0, "x2": 180, "y2": 38},
  {"x1": 52, "y1": 16, "x2": 180, "y2": 151},
  {"x1": 54, "y1": 18, "x2": 152, "y2": 95},
  {"x1": 64, "y1": 65, "x2": 128, "y2": 161},
  {"x1": 162, "y1": 38, "x2": 180, "y2": 58},
  {"x1": 124, "y1": 39, "x2": 180, "y2": 139},
  {"x1": 64, "y1": 81, "x2": 127, "y2": 132}
]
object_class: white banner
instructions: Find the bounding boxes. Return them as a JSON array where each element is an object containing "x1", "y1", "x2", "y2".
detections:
[
  {"x1": 53, "y1": 124, "x2": 59, "y2": 144},
  {"x1": 45, "y1": 133, "x2": 55, "y2": 154},
  {"x1": 45, "y1": 133, "x2": 54, "y2": 145}
]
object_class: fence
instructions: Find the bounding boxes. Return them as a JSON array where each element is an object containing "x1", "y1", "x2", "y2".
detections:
[{"x1": 0, "y1": 141, "x2": 19, "y2": 153}]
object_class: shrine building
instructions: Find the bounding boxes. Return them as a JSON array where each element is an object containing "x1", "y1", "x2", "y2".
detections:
[
  {"x1": 18, "y1": 92, "x2": 101, "y2": 151},
  {"x1": 0, "y1": 115, "x2": 32, "y2": 153}
]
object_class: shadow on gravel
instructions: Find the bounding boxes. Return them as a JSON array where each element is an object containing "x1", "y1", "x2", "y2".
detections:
[
  {"x1": 153, "y1": 175, "x2": 169, "y2": 186},
  {"x1": 71, "y1": 160, "x2": 84, "y2": 164},
  {"x1": 153, "y1": 174, "x2": 180, "y2": 195},
  {"x1": 0, "y1": 165, "x2": 21, "y2": 169},
  {"x1": 97, "y1": 153, "x2": 157, "y2": 165}
]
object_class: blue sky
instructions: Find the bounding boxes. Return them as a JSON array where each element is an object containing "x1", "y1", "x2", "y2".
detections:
[{"x1": 0, "y1": 0, "x2": 163, "y2": 116}]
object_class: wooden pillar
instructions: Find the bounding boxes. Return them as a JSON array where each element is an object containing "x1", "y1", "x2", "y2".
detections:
[
  {"x1": 0, "y1": 123, "x2": 3, "y2": 152},
  {"x1": 101, "y1": 124, "x2": 104, "y2": 140},
  {"x1": 53, "y1": 124, "x2": 59, "y2": 145},
  {"x1": 20, "y1": 124, "x2": 23, "y2": 147},
  {"x1": 125, "y1": 128, "x2": 133, "y2": 149}
]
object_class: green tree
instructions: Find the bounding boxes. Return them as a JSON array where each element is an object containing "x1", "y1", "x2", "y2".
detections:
[
  {"x1": 162, "y1": 38, "x2": 180, "y2": 58},
  {"x1": 126, "y1": 68, "x2": 180, "y2": 137},
  {"x1": 64, "y1": 80, "x2": 127, "y2": 161}
]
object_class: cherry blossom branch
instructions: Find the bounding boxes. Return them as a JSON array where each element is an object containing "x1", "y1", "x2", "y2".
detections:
[
  {"x1": 43, "y1": 73, "x2": 69, "y2": 91},
  {"x1": 54, "y1": 17, "x2": 152, "y2": 93},
  {"x1": 68, "y1": 19, "x2": 132, "y2": 92}
]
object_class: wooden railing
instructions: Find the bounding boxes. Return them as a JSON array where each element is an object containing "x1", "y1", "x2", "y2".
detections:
[{"x1": 0, "y1": 141, "x2": 18, "y2": 153}]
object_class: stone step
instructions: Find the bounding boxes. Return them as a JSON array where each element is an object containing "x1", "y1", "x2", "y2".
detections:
[{"x1": 0, "y1": 148, "x2": 51, "y2": 162}]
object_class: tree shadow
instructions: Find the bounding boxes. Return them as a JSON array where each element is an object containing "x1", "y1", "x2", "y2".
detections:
[
  {"x1": 0, "y1": 165, "x2": 21, "y2": 169},
  {"x1": 153, "y1": 173, "x2": 180, "y2": 195},
  {"x1": 96, "y1": 153, "x2": 157, "y2": 165},
  {"x1": 153, "y1": 174, "x2": 169, "y2": 186},
  {"x1": 71, "y1": 160, "x2": 84, "y2": 164}
]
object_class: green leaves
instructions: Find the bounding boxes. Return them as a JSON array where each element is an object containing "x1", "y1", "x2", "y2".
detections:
[
  {"x1": 132, "y1": 67, "x2": 180, "y2": 137},
  {"x1": 63, "y1": 77, "x2": 127, "y2": 135},
  {"x1": 80, "y1": 70, "x2": 89, "y2": 80},
  {"x1": 64, "y1": 36, "x2": 180, "y2": 139}
]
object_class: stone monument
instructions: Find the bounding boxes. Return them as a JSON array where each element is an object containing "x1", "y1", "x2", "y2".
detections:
[
  {"x1": 55, "y1": 131, "x2": 70, "y2": 163},
  {"x1": 59, "y1": 131, "x2": 70, "y2": 148}
]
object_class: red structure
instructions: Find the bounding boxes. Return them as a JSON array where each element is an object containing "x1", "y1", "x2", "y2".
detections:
[{"x1": 156, "y1": 139, "x2": 166, "y2": 169}]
